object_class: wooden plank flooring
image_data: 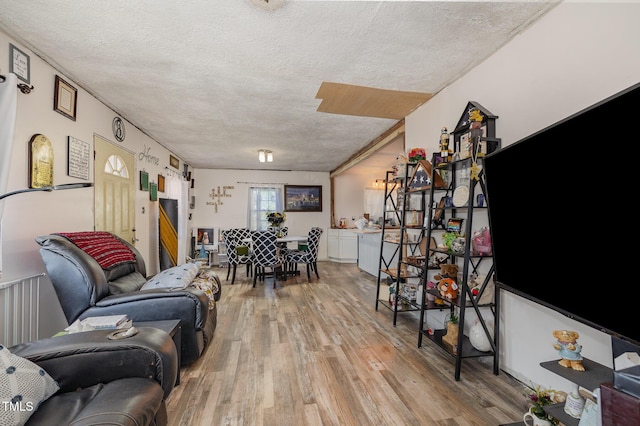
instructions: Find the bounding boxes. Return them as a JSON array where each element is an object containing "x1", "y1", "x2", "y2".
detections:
[{"x1": 166, "y1": 262, "x2": 528, "y2": 425}]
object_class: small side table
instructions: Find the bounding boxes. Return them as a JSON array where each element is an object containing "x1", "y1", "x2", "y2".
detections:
[{"x1": 135, "y1": 319, "x2": 182, "y2": 385}]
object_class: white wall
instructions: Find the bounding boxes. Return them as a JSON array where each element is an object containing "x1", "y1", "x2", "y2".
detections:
[
  {"x1": 190, "y1": 169, "x2": 331, "y2": 259},
  {"x1": 0, "y1": 29, "x2": 189, "y2": 338},
  {"x1": 405, "y1": 1, "x2": 640, "y2": 390}
]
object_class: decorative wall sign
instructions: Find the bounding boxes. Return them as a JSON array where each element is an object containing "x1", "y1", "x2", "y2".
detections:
[
  {"x1": 53, "y1": 75, "x2": 77, "y2": 121},
  {"x1": 67, "y1": 136, "x2": 90, "y2": 179},
  {"x1": 206, "y1": 185, "x2": 234, "y2": 213},
  {"x1": 9, "y1": 43, "x2": 30, "y2": 84},
  {"x1": 140, "y1": 170, "x2": 149, "y2": 191},
  {"x1": 150, "y1": 182, "x2": 158, "y2": 201},
  {"x1": 169, "y1": 155, "x2": 179, "y2": 169},
  {"x1": 29, "y1": 134, "x2": 54, "y2": 188},
  {"x1": 158, "y1": 174, "x2": 165, "y2": 192},
  {"x1": 112, "y1": 116, "x2": 126, "y2": 142}
]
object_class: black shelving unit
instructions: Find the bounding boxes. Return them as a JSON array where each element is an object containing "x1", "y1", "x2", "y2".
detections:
[
  {"x1": 375, "y1": 164, "x2": 426, "y2": 326},
  {"x1": 417, "y1": 102, "x2": 501, "y2": 380}
]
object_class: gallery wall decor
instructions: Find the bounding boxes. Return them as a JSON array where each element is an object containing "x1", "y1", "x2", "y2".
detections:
[
  {"x1": 140, "y1": 170, "x2": 149, "y2": 191},
  {"x1": 53, "y1": 75, "x2": 77, "y2": 121},
  {"x1": 67, "y1": 136, "x2": 90, "y2": 180},
  {"x1": 112, "y1": 116, "x2": 126, "y2": 142},
  {"x1": 284, "y1": 185, "x2": 322, "y2": 212},
  {"x1": 9, "y1": 43, "x2": 30, "y2": 84},
  {"x1": 29, "y1": 134, "x2": 54, "y2": 188},
  {"x1": 158, "y1": 174, "x2": 165, "y2": 192},
  {"x1": 169, "y1": 155, "x2": 179, "y2": 169},
  {"x1": 150, "y1": 182, "x2": 158, "y2": 201}
]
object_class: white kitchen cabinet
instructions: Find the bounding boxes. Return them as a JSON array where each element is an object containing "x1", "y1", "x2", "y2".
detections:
[
  {"x1": 327, "y1": 228, "x2": 357, "y2": 263},
  {"x1": 357, "y1": 231, "x2": 383, "y2": 276}
]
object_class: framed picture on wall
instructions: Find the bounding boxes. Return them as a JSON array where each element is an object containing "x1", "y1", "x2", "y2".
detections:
[
  {"x1": 284, "y1": 185, "x2": 322, "y2": 212},
  {"x1": 53, "y1": 75, "x2": 78, "y2": 121}
]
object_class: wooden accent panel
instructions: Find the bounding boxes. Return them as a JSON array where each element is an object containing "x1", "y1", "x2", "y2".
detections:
[{"x1": 316, "y1": 82, "x2": 432, "y2": 119}]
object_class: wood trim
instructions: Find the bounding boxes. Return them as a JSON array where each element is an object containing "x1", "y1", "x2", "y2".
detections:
[{"x1": 330, "y1": 119, "x2": 405, "y2": 178}]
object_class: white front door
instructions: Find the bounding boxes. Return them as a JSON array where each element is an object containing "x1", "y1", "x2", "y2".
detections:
[{"x1": 94, "y1": 134, "x2": 136, "y2": 245}]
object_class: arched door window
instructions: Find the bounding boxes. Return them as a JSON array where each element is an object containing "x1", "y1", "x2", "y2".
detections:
[{"x1": 104, "y1": 154, "x2": 129, "y2": 177}]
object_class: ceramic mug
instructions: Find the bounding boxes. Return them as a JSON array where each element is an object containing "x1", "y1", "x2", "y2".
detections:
[{"x1": 523, "y1": 408, "x2": 552, "y2": 426}]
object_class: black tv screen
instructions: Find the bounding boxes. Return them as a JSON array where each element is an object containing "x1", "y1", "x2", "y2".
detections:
[{"x1": 483, "y1": 82, "x2": 640, "y2": 347}]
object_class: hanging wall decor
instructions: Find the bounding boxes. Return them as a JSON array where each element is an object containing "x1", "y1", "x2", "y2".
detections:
[
  {"x1": 150, "y1": 182, "x2": 158, "y2": 201},
  {"x1": 29, "y1": 134, "x2": 54, "y2": 188},
  {"x1": 53, "y1": 75, "x2": 77, "y2": 121},
  {"x1": 140, "y1": 170, "x2": 149, "y2": 191},
  {"x1": 158, "y1": 174, "x2": 165, "y2": 192}
]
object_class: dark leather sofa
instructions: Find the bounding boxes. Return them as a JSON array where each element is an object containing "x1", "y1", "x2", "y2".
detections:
[
  {"x1": 35, "y1": 232, "x2": 219, "y2": 365},
  {"x1": 10, "y1": 327, "x2": 177, "y2": 426}
]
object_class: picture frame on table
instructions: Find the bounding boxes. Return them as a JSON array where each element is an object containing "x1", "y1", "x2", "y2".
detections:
[
  {"x1": 284, "y1": 185, "x2": 322, "y2": 212},
  {"x1": 54, "y1": 75, "x2": 78, "y2": 121}
]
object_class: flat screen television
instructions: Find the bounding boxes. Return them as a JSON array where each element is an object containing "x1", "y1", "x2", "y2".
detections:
[{"x1": 483, "y1": 81, "x2": 640, "y2": 347}]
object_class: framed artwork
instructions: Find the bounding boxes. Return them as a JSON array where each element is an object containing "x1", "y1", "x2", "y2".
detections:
[
  {"x1": 29, "y1": 134, "x2": 54, "y2": 188},
  {"x1": 67, "y1": 136, "x2": 90, "y2": 180},
  {"x1": 195, "y1": 227, "x2": 216, "y2": 250},
  {"x1": 9, "y1": 43, "x2": 30, "y2": 84},
  {"x1": 54, "y1": 75, "x2": 78, "y2": 121},
  {"x1": 149, "y1": 182, "x2": 158, "y2": 201},
  {"x1": 169, "y1": 155, "x2": 179, "y2": 169},
  {"x1": 158, "y1": 174, "x2": 165, "y2": 192},
  {"x1": 140, "y1": 170, "x2": 149, "y2": 191},
  {"x1": 284, "y1": 185, "x2": 322, "y2": 212}
]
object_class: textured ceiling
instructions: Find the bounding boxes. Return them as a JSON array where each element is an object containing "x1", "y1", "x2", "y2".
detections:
[{"x1": 0, "y1": 1, "x2": 558, "y2": 174}]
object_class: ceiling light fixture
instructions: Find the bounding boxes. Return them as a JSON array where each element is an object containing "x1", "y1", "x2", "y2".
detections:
[
  {"x1": 258, "y1": 150, "x2": 266, "y2": 162},
  {"x1": 266, "y1": 151, "x2": 273, "y2": 162},
  {"x1": 258, "y1": 150, "x2": 273, "y2": 163}
]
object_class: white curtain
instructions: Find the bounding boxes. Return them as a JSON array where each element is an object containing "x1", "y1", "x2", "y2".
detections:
[
  {"x1": 165, "y1": 174, "x2": 189, "y2": 264},
  {"x1": 364, "y1": 187, "x2": 384, "y2": 223},
  {"x1": 0, "y1": 73, "x2": 18, "y2": 221},
  {"x1": 247, "y1": 186, "x2": 283, "y2": 231}
]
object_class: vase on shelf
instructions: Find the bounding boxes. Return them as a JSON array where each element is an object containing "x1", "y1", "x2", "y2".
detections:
[{"x1": 522, "y1": 408, "x2": 553, "y2": 426}]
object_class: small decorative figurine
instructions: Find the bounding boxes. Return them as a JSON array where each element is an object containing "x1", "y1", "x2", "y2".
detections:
[
  {"x1": 434, "y1": 263, "x2": 459, "y2": 303},
  {"x1": 552, "y1": 330, "x2": 585, "y2": 371},
  {"x1": 439, "y1": 127, "x2": 449, "y2": 162}
]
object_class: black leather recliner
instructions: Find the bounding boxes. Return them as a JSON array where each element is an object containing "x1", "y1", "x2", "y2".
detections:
[
  {"x1": 35, "y1": 233, "x2": 218, "y2": 365},
  {"x1": 10, "y1": 327, "x2": 177, "y2": 425}
]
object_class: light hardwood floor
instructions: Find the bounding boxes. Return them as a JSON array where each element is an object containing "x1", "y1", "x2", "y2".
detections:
[{"x1": 166, "y1": 261, "x2": 527, "y2": 426}]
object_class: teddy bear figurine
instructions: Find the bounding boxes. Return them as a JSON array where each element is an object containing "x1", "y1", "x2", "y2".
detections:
[
  {"x1": 434, "y1": 263, "x2": 459, "y2": 303},
  {"x1": 552, "y1": 329, "x2": 585, "y2": 371}
]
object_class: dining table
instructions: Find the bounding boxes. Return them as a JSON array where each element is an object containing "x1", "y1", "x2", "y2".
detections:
[{"x1": 242, "y1": 235, "x2": 308, "y2": 278}]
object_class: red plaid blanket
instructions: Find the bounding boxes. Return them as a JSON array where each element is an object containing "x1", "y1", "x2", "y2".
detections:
[{"x1": 57, "y1": 231, "x2": 136, "y2": 269}]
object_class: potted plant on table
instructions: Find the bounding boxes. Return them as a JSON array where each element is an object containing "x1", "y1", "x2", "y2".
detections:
[{"x1": 266, "y1": 211, "x2": 286, "y2": 237}]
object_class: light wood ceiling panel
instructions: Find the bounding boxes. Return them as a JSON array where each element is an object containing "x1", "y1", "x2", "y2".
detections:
[{"x1": 316, "y1": 82, "x2": 433, "y2": 120}]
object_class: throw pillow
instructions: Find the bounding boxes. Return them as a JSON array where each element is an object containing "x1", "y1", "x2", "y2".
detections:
[
  {"x1": 236, "y1": 246, "x2": 249, "y2": 256},
  {"x1": 141, "y1": 263, "x2": 199, "y2": 290},
  {"x1": 0, "y1": 344, "x2": 60, "y2": 426}
]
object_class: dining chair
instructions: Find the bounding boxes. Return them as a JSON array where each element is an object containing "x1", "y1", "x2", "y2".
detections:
[
  {"x1": 250, "y1": 230, "x2": 284, "y2": 288},
  {"x1": 284, "y1": 227, "x2": 323, "y2": 281},
  {"x1": 223, "y1": 228, "x2": 252, "y2": 284}
]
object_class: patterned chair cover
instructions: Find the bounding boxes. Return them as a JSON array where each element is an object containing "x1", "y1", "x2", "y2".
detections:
[
  {"x1": 250, "y1": 230, "x2": 284, "y2": 288},
  {"x1": 223, "y1": 228, "x2": 252, "y2": 284},
  {"x1": 284, "y1": 227, "x2": 323, "y2": 281}
]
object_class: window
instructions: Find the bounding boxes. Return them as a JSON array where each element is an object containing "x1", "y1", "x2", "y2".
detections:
[
  {"x1": 247, "y1": 187, "x2": 283, "y2": 231},
  {"x1": 104, "y1": 154, "x2": 129, "y2": 177}
]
